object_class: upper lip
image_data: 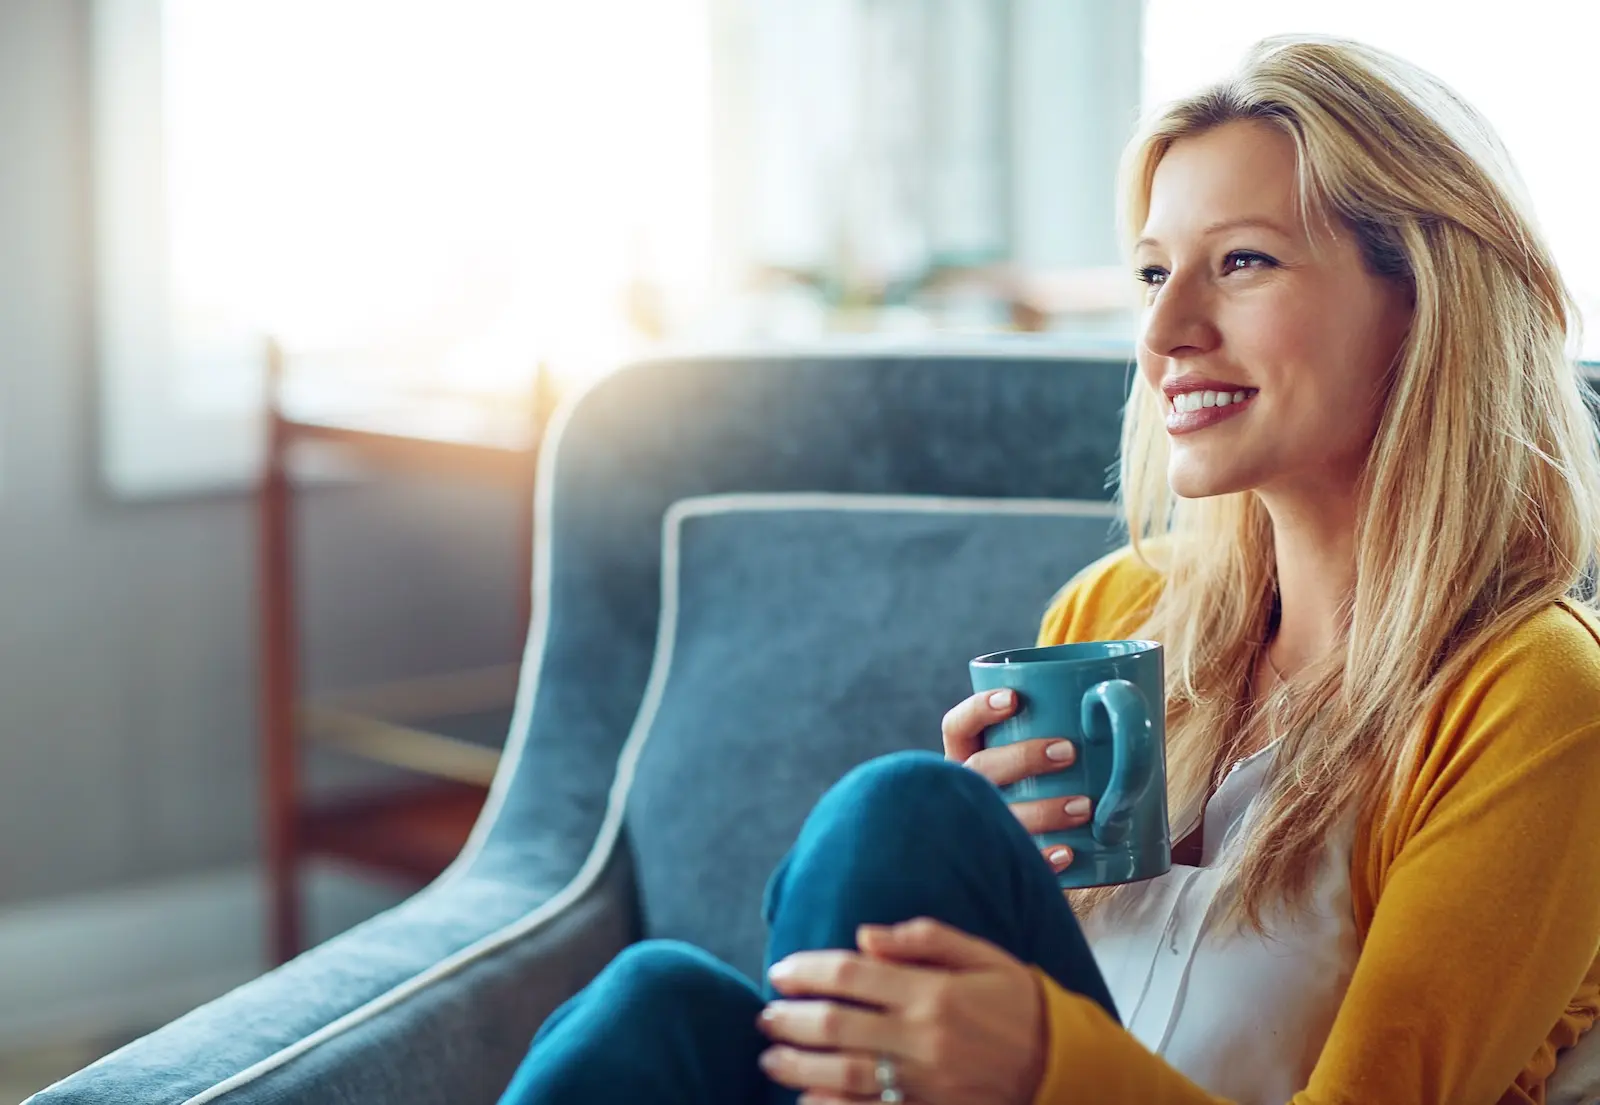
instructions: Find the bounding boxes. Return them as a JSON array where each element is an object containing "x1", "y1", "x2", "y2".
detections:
[{"x1": 1161, "y1": 375, "x2": 1254, "y2": 398}]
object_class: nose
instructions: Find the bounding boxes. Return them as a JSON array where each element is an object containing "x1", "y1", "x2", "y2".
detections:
[{"x1": 1140, "y1": 273, "x2": 1220, "y2": 361}]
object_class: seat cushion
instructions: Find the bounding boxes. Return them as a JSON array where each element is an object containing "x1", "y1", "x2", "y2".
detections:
[{"x1": 621, "y1": 491, "x2": 1120, "y2": 979}]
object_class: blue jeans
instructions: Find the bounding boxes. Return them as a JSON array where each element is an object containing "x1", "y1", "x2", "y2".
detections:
[{"x1": 497, "y1": 751, "x2": 1118, "y2": 1105}]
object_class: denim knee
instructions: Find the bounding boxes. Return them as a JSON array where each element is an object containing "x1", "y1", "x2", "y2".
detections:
[
  {"x1": 808, "y1": 750, "x2": 1006, "y2": 851},
  {"x1": 760, "y1": 751, "x2": 1026, "y2": 932},
  {"x1": 509, "y1": 939, "x2": 766, "y2": 1104},
  {"x1": 591, "y1": 939, "x2": 755, "y2": 1022}
]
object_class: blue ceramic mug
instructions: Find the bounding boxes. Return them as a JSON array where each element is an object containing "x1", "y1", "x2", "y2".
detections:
[{"x1": 969, "y1": 641, "x2": 1171, "y2": 888}]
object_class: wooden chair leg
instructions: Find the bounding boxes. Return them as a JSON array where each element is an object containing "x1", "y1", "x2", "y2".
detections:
[{"x1": 260, "y1": 338, "x2": 303, "y2": 964}]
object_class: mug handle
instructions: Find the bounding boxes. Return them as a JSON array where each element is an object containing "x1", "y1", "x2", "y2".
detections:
[{"x1": 1080, "y1": 679, "x2": 1156, "y2": 847}]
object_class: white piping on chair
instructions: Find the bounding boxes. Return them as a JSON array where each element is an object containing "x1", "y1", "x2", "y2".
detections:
[
  {"x1": 164, "y1": 351, "x2": 1122, "y2": 1105},
  {"x1": 458, "y1": 345, "x2": 1128, "y2": 880}
]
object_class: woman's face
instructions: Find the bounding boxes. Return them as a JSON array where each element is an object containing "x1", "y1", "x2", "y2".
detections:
[{"x1": 1134, "y1": 120, "x2": 1413, "y2": 501}]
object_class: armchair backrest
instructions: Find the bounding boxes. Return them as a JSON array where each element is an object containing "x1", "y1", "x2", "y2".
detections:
[
  {"x1": 457, "y1": 347, "x2": 1133, "y2": 932},
  {"x1": 624, "y1": 493, "x2": 1122, "y2": 975}
]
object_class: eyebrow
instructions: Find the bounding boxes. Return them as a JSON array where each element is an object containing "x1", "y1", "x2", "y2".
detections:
[{"x1": 1134, "y1": 215, "x2": 1295, "y2": 253}]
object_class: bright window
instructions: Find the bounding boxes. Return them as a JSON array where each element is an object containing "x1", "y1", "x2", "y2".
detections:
[
  {"x1": 94, "y1": 0, "x2": 1139, "y2": 496},
  {"x1": 1143, "y1": 1, "x2": 1600, "y2": 360},
  {"x1": 94, "y1": 0, "x2": 713, "y2": 495}
]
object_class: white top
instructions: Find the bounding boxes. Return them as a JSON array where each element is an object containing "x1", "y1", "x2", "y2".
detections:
[{"x1": 1080, "y1": 742, "x2": 1362, "y2": 1105}]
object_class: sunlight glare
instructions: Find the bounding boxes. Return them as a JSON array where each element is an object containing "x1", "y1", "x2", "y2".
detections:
[{"x1": 163, "y1": 0, "x2": 713, "y2": 393}]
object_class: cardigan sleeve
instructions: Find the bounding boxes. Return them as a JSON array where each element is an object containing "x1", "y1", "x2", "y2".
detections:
[
  {"x1": 1035, "y1": 545, "x2": 1164, "y2": 648},
  {"x1": 1030, "y1": 605, "x2": 1600, "y2": 1105}
]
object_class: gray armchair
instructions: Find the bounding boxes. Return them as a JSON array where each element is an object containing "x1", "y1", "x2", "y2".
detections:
[{"x1": 30, "y1": 345, "x2": 1600, "y2": 1105}]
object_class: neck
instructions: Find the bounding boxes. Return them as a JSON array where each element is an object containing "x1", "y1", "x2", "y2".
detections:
[{"x1": 1259, "y1": 488, "x2": 1358, "y2": 677}]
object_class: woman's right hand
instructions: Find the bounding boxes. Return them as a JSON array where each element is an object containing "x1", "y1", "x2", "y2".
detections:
[{"x1": 941, "y1": 689, "x2": 1094, "y2": 874}]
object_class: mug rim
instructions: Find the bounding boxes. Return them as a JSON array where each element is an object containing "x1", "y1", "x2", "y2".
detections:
[{"x1": 970, "y1": 640, "x2": 1162, "y2": 668}]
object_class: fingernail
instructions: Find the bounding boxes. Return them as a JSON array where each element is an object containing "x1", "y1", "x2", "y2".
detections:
[
  {"x1": 758, "y1": 1049, "x2": 777, "y2": 1070},
  {"x1": 1044, "y1": 740, "x2": 1075, "y2": 763},
  {"x1": 767, "y1": 960, "x2": 793, "y2": 980},
  {"x1": 1064, "y1": 796, "x2": 1092, "y2": 817},
  {"x1": 1049, "y1": 848, "x2": 1073, "y2": 866},
  {"x1": 988, "y1": 689, "x2": 1013, "y2": 709}
]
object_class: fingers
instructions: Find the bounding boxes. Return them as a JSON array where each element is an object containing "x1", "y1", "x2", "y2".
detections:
[
  {"x1": 1040, "y1": 842, "x2": 1075, "y2": 873},
  {"x1": 1010, "y1": 793, "x2": 1094, "y2": 836},
  {"x1": 757, "y1": 999, "x2": 891, "y2": 1054},
  {"x1": 941, "y1": 688, "x2": 1020, "y2": 763},
  {"x1": 758, "y1": 1045, "x2": 916, "y2": 1103},
  {"x1": 857, "y1": 918, "x2": 1010, "y2": 971},
  {"x1": 767, "y1": 950, "x2": 915, "y2": 1008},
  {"x1": 961, "y1": 736, "x2": 1076, "y2": 788}
]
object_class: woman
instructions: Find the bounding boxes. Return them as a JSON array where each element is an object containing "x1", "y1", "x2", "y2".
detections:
[{"x1": 499, "y1": 34, "x2": 1600, "y2": 1105}]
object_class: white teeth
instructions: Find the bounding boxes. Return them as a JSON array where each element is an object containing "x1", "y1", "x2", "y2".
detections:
[{"x1": 1172, "y1": 388, "x2": 1252, "y2": 414}]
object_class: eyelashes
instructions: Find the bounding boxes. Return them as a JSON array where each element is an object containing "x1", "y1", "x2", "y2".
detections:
[
  {"x1": 1134, "y1": 250, "x2": 1280, "y2": 288},
  {"x1": 1224, "y1": 250, "x2": 1278, "y2": 273}
]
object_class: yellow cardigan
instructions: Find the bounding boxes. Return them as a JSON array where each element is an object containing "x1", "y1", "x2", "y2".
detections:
[{"x1": 1028, "y1": 546, "x2": 1600, "y2": 1105}]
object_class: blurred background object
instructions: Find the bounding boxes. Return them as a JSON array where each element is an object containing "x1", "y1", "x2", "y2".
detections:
[
  {"x1": 91, "y1": 0, "x2": 1145, "y2": 500},
  {"x1": 1, "y1": 0, "x2": 1597, "y2": 1099},
  {"x1": 257, "y1": 341, "x2": 552, "y2": 965}
]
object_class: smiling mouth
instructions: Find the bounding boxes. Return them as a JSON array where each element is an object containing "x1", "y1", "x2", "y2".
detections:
[
  {"x1": 1164, "y1": 387, "x2": 1259, "y2": 435},
  {"x1": 1168, "y1": 388, "x2": 1256, "y2": 414}
]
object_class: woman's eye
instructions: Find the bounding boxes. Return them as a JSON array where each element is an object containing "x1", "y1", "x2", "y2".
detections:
[
  {"x1": 1223, "y1": 250, "x2": 1276, "y2": 273},
  {"x1": 1135, "y1": 266, "x2": 1168, "y2": 287}
]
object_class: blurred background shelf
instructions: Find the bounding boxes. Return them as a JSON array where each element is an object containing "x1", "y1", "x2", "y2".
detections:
[
  {"x1": 299, "y1": 663, "x2": 522, "y2": 787},
  {"x1": 297, "y1": 782, "x2": 492, "y2": 884},
  {"x1": 259, "y1": 344, "x2": 551, "y2": 963}
]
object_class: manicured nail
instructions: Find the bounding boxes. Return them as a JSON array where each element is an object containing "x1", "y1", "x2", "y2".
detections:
[
  {"x1": 1064, "y1": 796, "x2": 1092, "y2": 817},
  {"x1": 768, "y1": 960, "x2": 794, "y2": 981},
  {"x1": 1049, "y1": 848, "x2": 1073, "y2": 866},
  {"x1": 988, "y1": 690, "x2": 1013, "y2": 709},
  {"x1": 1044, "y1": 740, "x2": 1075, "y2": 763}
]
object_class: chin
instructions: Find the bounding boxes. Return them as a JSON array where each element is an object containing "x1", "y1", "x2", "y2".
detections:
[{"x1": 1167, "y1": 459, "x2": 1255, "y2": 500}]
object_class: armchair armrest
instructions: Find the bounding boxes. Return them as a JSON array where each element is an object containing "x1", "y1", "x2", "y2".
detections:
[{"x1": 27, "y1": 846, "x2": 637, "y2": 1105}]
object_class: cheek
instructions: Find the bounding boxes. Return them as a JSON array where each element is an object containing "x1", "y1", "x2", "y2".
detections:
[
  {"x1": 1234, "y1": 288, "x2": 1390, "y2": 402},
  {"x1": 1231, "y1": 292, "x2": 1392, "y2": 463},
  {"x1": 1223, "y1": 293, "x2": 1317, "y2": 378},
  {"x1": 1136, "y1": 345, "x2": 1163, "y2": 395}
]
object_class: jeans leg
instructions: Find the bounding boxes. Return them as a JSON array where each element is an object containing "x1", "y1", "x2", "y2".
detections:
[
  {"x1": 496, "y1": 940, "x2": 768, "y2": 1105},
  {"x1": 761, "y1": 750, "x2": 1118, "y2": 1016},
  {"x1": 501, "y1": 751, "x2": 1116, "y2": 1105}
]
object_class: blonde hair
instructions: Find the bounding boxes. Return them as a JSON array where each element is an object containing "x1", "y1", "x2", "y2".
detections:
[{"x1": 1075, "y1": 35, "x2": 1600, "y2": 927}]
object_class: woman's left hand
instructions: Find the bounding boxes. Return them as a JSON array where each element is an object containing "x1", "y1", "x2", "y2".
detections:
[{"x1": 756, "y1": 917, "x2": 1048, "y2": 1105}]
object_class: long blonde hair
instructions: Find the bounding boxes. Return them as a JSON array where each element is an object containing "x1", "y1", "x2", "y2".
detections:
[{"x1": 1076, "y1": 35, "x2": 1600, "y2": 928}]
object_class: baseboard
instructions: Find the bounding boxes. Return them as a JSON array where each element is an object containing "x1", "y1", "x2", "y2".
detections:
[{"x1": 0, "y1": 863, "x2": 409, "y2": 1053}]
